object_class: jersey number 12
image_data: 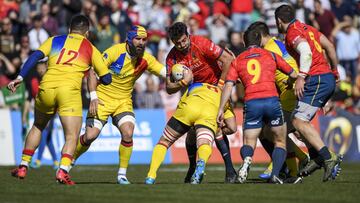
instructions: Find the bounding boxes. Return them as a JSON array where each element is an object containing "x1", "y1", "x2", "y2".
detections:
[{"x1": 56, "y1": 48, "x2": 79, "y2": 65}]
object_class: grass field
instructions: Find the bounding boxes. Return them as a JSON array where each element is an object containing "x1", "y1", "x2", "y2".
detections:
[{"x1": 1, "y1": 163, "x2": 359, "y2": 203}]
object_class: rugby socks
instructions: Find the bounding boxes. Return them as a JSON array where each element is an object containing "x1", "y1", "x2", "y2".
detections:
[
  {"x1": 215, "y1": 136, "x2": 235, "y2": 174},
  {"x1": 271, "y1": 147, "x2": 287, "y2": 177},
  {"x1": 285, "y1": 152, "x2": 298, "y2": 177},
  {"x1": 318, "y1": 146, "x2": 332, "y2": 162},
  {"x1": 240, "y1": 145, "x2": 254, "y2": 159},
  {"x1": 59, "y1": 154, "x2": 73, "y2": 172},
  {"x1": 73, "y1": 135, "x2": 90, "y2": 160},
  {"x1": 198, "y1": 144, "x2": 212, "y2": 163},
  {"x1": 147, "y1": 144, "x2": 167, "y2": 179},
  {"x1": 293, "y1": 144, "x2": 308, "y2": 161},
  {"x1": 119, "y1": 140, "x2": 133, "y2": 176},
  {"x1": 21, "y1": 149, "x2": 35, "y2": 167},
  {"x1": 185, "y1": 139, "x2": 197, "y2": 169}
]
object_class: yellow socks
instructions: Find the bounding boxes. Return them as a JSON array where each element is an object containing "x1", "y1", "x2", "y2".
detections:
[
  {"x1": 21, "y1": 149, "x2": 34, "y2": 167},
  {"x1": 286, "y1": 152, "x2": 298, "y2": 177},
  {"x1": 73, "y1": 135, "x2": 90, "y2": 160},
  {"x1": 147, "y1": 144, "x2": 168, "y2": 179},
  {"x1": 118, "y1": 140, "x2": 133, "y2": 176},
  {"x1": 60, "y1": 154, "x2": 72, "y2": 172},
  {"x1": 198, "y1": 144, "x2": 212, "y2": 163}
]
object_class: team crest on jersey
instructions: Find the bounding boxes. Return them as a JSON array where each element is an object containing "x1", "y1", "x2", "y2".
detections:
[{"x1": 103, "y1": 53, "x2": 108, "y2": 59}]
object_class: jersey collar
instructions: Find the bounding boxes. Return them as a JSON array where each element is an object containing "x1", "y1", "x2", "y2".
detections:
[{"x1": 286, "y1": 19, "x2": 297, "y2": 33}]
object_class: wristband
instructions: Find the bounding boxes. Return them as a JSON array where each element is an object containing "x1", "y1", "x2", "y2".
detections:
[
  {"x1": 16, "y1": 75, "x2": 23, "y2": 81},
  {"x1": 179, "y1": 79, "x2": 188, "y2": 87},
  {"x1": 90, "y1": 91, "x2": 98, "y2": 101},
  {"x1": 218, "y1": 79, "x2": 225, "y2": 88}
]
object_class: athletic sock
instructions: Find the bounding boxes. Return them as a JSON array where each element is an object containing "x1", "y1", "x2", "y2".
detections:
[
  {"x1": 285, "y1": 152, "x2": 298, "y2": 177},
  {"x1": 215, "y1": 137, "x2": 235, "y2": 174},
  {"x1": 198, "y1": 144, "x2": 212, "y2": 163},
  {"x1": 240, "y1": 145, "x2": 254, "y2": 160},
  {"x1": 185, "y1": 138, "x2": 197, "y2": 169},
  {"x1": 119, "y1": 139, "x2": 133, "y2": 176},
  {"x1": 21, "y1": 149, "x2": 35, "y2": 167},
  {"x1": 318, "y1": 146, "x2": 332, "y2": 162},
  {"x1": 147, "y1": 144, "x2": 167, "y2": 179},
  {"x1": 259, "y1": 138, "x2": 274, "y2": 156},
  {"x1": 73, "y1": 135, "x2": 90, "y2": 161},
  {"x1": 293, "y1": 144, "x2": 308, "y2": 161},
  {"x1": 271, "y1": 147, "x2": 287, "y2": 177},
  {"x1": 59, "y1": 154, "x2": 73, "y2": 172}
]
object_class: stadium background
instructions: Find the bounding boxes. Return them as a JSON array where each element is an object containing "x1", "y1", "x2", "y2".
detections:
[{"x1": 0, "y1": 0, "x2": 360, "y2": 166}]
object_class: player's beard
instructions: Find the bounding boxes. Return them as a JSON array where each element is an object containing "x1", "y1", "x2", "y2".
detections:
[{"x1": 129, "y1": 43, "x2": 145, "y2": 57}]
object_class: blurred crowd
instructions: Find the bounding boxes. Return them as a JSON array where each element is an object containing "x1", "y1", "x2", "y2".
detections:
[{"x1": 0, "y1": 0, "x2": 359, "y2": 115}]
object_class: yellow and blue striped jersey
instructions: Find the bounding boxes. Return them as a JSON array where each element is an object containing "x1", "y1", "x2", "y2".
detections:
[
  {"x1": 264, "y1": 37, "x2": 299, "y2": 111},
  {"x1": 37, "y1": 33, "x2": 109, "y2": 89},
  {"x1": 97, "y1": 43, "x2": 165, "y2": 100}
]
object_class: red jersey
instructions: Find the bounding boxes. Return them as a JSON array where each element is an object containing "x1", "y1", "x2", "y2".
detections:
[
  {"x1": 227, "y1": 46, "x2": 294, "y2": 101},
  {"x1": 285, "y1": 20, "x2": 332, "y2": 76},
  {"x1": 166, "y1": 35, "x2": 223, "y2": 85}
]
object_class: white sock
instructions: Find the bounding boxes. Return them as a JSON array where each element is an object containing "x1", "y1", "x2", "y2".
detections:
[
  {"x1": 20, "y1": 161, "x2": 29, "y2": 167},
  {"x1": 118, "y1": 168, "x2": 127, "y2": 176},
  {"x1": 60, "y1": 165, "x2": 70, "y2": 173}
]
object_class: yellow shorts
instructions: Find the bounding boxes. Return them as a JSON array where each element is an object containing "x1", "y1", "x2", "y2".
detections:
[
  {"x1": 35, "y1": 86, "x2": 82, "y2": 116},
  {"x1": 88, "y1": 92, "x2": 133, "y2": 122},
  {"x1": 173, "y1": 83, "x2": 223, "y2": 134},
  {"x1": 224, "y1": 102, "x2": 235, "y2": 120},
  {"x1": 280, "y1": 89, "x2": 297, "y2": 112}
]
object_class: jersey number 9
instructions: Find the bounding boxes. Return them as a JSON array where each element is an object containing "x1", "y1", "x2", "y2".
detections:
[{"x1": 246, "y1": 59, "x2": 261, "y2": 84}]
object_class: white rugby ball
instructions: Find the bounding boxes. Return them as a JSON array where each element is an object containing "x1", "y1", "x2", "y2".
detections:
[{"x1": 171, "y1": 64, "x2": 189, "y2": 81}]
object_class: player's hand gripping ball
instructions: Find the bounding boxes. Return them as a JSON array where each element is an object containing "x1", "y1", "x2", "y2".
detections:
[{"x1": 171, "y1": 64, "x2": 189, "y2": 81}]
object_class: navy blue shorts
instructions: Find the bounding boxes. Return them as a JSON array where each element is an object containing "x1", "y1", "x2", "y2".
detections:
[
  {"x1": 301, "y1": 73, "x2": 335, "y2": 107},
  {"x1": 243, "y1": 97, "x2": 284, "y2": 130}
]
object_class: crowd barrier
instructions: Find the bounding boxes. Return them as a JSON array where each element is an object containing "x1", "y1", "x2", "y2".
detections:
[{"x1": 0, "y1": 108, "x2": 359, "y2": 166}]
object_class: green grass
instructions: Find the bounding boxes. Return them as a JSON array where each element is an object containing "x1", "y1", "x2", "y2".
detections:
[{"x1": 1, "y1": 163, "x2": 359, "y2": 203}]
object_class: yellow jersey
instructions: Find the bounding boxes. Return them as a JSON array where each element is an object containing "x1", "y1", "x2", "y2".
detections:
[
  {"x1": 97, "y1": 43, "x2": 165, "y2": 100},
  {"x1": 264, "y1": 37, "x2": 299, "y2": 111},
  {"x1": 37, "y1": 33, "x2": 109, "y2": 90}
]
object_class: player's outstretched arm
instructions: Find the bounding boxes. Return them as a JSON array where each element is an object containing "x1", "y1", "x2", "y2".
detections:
[
  {"x1": 87, "y1": 68, "x2": 103, "y2": 116},
  {"x1": 217, "y1": 48, "x2": 235, "y2": 88},
  {"x1": 320, "y1": 34, "x2": 339, "y2": 81},
  {"x1": 91, "y1": 46, "x2": 112, "y2": 85},
  {"x1": 217, "y1": 81, "x2": 234, "y2": 126},
  {"x1": 7, "y1": 50, "x2": 45, "y2": 93}
]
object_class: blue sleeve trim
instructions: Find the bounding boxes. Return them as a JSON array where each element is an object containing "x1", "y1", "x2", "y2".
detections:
[
  {"x1": 99, "y1": 73, "x2": 112, "y2": 85},
  {"x1": 19, "y1": 50, "x2": 45, "y2": 77}
]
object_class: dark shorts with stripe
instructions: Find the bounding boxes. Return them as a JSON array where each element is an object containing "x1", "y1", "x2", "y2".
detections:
[{"x1": 301, "y1": 73, "x2": 335, "y2": 107}]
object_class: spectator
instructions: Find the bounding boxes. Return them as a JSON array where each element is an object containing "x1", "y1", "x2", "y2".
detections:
[
  {"x1": 0, "y1": 0, "x2": 19, "y2": 20},
  {"x1": 0, "y1": 53, "x2": 16, "y2": 87},
  {"x1": 82, "y1": 0, "x2": 98, "y2": 28},
  {"x1": 41, "y1": 3, "x2": 59, "y2": 36},
  {"x1": 28, "y1": 15, "x2": 49, "y2": 51},
  {"x1": 172, "y1": 0, "x2": 200, "y2": 23},
  {"x1": 188, "y1": 16, "x2": 208, "y2": 36},
  {"x1": 231, "y1": 0, "x2": 253, "y2": 32},
  {"x1": 19, "y1": 35, "x2": 31, "y2": 64},
  {"x1": 264, "y1": 0, "x2": 287, "y2": 35},
  {"x1": 314, "y1": 0, "x2": 338, "y2": 40},
  {"x1": 147, "y1": 0, "x2": 170, "y2": 56},
  {"x1": 331, "y1": 15, "x2": 360, "y2": 84},
  {"x1": 294, "y1": 0, "x2": 314, "y2": 25},
  {"x1": 93, "y1": 12, "x2": 120, "y2": 52},
  {"x1": 158, "y1": 36, "x2": 173, "y2": 65},
  {"x1": 19, "y1": 0, "x2": 42, "y2": 26},
  {"x1": 304, "y1": 0, "x2": 331, "y2": 11},
  {"x1": 50, "y1": 0, "x2": 82, "y2": 35},
  {"x1": 110, "y1": 0, "x2": 133, "y2": 42},
  {"x1": 205, "y1": 13, "x2": 233, "y2": 44},
  {"x1": 0, "y1": 17, "x2": 19, "y2": 59},
  {"x1": 251, "y1": 0, "x2": 266, "y2": 23},
  {"x1": 228, "y1": 31, "x2": 245, "y2": 56},
  {"x1": 331, "y1": 0, "x2": 356, "y2": 21},
  {"x1": 135, "y1": 76, "x2": 163, "y2": 109}
]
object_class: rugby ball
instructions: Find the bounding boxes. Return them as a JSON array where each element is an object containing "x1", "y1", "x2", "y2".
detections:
[{"x1": 171, "y1": 64, "x2": 189, "y2": 81}]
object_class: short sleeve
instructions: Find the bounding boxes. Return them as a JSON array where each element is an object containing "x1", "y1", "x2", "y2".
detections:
[
  {"x1": 91, "y1": 45, "x2": 109, "y2": 77},
  {"x1": 37, "y1": 37, "x2": 53, "y2": 56},
  {"x1": 102, "y1": 45, "x2": 118, "y2": 67},
  {"x1": 286, "y1": 28, "x2": 304, "y2": 49},
  {"x1": 146, "y1": 54, "x2": 166, "y2": 78},
  {"x1": 225, "y1": 60, "x2": 238, "y2": 82}
]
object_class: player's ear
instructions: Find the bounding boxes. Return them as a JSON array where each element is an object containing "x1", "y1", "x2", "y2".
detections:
[{"x1": 85, "y1": 30, "x2": 89, "y2": 38}]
